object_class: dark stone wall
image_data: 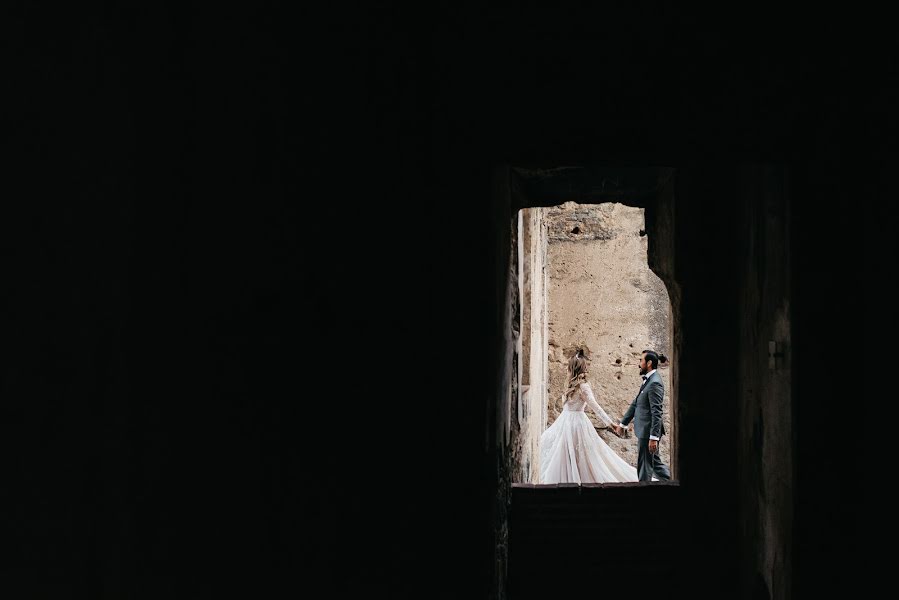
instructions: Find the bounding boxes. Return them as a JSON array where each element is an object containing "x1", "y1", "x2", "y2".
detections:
[
  {"x1": 735, "y1": 165, "x2": 793, "y2": 597},
  {"x1": 6, "y1": 5, "x2": 883, "y2": 598},
  {"x1": 659, "y1": 165, "x2": 744, "y2": 593}
]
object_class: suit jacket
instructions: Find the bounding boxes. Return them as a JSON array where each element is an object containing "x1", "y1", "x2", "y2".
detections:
[{"x1": 620, "y1": 371, "x2": 666, "y2": 440}]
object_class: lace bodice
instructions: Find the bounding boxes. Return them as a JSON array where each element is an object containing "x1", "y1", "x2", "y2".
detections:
[{"x1": 562, "y1": 382, "x2": 612, "y2": 427}]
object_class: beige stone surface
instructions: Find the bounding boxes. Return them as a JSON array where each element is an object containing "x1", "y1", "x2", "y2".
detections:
[
  {"x1": 517, "y1": 207, "x2": 549, "y2": 483},
  {"x1": 545, "y1": 202, "x2": 672, "y2": 469}
]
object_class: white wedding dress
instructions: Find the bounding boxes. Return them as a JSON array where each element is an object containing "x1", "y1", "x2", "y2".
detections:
[{"x1": 539, "y1": 382, "x2": 638, "y2": 484}]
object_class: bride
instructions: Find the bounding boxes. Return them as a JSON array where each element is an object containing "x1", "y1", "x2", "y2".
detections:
[{"x1": 540, "y1": 350, "x2": 638, "y2": 484}]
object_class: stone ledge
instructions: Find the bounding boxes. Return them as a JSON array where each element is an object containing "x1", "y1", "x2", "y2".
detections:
[{"x1": 512, "y1": 481, "x2": 680, "y2": 489}]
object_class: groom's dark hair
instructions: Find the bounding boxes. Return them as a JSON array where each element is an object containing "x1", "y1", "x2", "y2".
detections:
[{"x1": 642, "y1": 350, "x2": 660, "y2": 370}]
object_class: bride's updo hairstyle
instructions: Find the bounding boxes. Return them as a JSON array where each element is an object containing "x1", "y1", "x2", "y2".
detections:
[{"x1": 564, "y1": 349, "x2": 589, "y2": 398}]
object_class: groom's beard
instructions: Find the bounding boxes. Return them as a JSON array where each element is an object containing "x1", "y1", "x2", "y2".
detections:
[{"x1": 639, "y1": 367, "x2": 647, "y2": 375}]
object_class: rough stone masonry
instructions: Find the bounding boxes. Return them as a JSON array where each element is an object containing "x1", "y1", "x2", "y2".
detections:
[{"x1": 545, "y1": 202, "x2": 672, "y2": 469}]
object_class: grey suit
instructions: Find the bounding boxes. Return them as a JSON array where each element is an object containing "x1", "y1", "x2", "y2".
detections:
[{"x1": 621, "y1": 371, "x2": 671, "y2": 482}]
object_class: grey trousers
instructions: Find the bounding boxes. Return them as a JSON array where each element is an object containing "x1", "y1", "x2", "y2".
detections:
[{"x1": 637, "y1": 438, "x2": 671, "y2": 482}]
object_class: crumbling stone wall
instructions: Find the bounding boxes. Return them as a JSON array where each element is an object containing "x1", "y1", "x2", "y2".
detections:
[
  {"x1": 516, "y1": 208, "x2": 549, "y2": 484},
  {"x1": 545, "y1": 202, "x2": 672, "y2": 469}
]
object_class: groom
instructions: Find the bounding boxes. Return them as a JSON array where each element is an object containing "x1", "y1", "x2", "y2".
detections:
[{"x1": 611, "y1": 350, "x2": 671, "y2": 482}]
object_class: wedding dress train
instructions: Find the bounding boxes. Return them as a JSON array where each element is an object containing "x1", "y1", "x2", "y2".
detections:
[{"x1": 539, "y1": 382, "x2": 638, "y2": 484}]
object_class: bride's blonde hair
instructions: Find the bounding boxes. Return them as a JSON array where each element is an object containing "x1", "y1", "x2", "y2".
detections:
[{"x1": 564, "y1": 350, "x2": 589, "y2": 398}]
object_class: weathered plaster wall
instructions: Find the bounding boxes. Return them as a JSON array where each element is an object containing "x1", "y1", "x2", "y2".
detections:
[{"x1": 543, "y1": 202, "x2": 673, "y2": 468}]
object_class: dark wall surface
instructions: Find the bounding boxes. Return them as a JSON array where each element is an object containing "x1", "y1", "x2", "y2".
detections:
[{"x1": 6, "y1": 4, "x2": 885, "y2": 598}]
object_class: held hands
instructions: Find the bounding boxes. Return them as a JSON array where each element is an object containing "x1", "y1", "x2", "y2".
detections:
[{"x1": 609, "y1": 423, "x2": 627, "y2": 438}]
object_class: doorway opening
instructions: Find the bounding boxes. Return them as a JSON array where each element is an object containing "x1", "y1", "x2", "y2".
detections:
[{"x1": 506, "y1": 166, "x2": 680, "y2": 485}]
